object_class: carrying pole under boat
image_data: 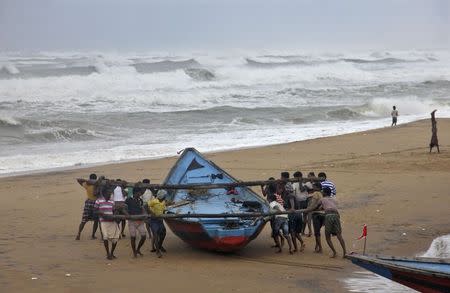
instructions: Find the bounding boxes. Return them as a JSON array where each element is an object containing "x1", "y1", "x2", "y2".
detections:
[
  {"x1": 105, "y1": 210, "x2": 303, "y2": 220},
  {"x1": 78, "y1": 177, "x2": 318, "y2": 190}
]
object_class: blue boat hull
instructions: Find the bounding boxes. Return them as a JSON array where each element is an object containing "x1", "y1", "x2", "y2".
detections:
[
  {"x1": 163, "y1": 148, "x2": 269, "y2": 252},
  {"x1": 348, "y1": 253, "x2": 450, "y2": 293}
]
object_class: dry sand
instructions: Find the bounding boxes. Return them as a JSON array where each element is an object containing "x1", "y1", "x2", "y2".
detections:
[{"x1": 1, "y1": 119, "x2": 449, "y2": 292}]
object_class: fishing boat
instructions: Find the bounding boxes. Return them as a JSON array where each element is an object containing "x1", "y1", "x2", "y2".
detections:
[
  {"x1": 162, "y1": 148, "x2": 270, "y2": 252},
  {"x1": 347, "y1": 253, "x2": 450, "y2": 293}
]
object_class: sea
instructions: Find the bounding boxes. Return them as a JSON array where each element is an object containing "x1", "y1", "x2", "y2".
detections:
[{"x1": 1, "y1": 49, "x2": 450, "y2": 175}]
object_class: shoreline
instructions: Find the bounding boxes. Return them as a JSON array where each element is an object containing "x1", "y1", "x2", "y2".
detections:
[
  {"x1": 0, "y1": 117, "x2": 433, "y2": 179},
  {"x1": 1, "y1": 118, "x2": 449, "y2": 292}
]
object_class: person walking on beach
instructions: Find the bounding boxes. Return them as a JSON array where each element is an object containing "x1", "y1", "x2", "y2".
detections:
[
  {"x1": 76, "y1": 173, "x2": 100, "y2": 240},
  {"x1": 95, "y1": 184, "x2": 120, "y2": 260},
  {"x1": 318, "y1": 172, "x2": 336, "y2": 197},
  {"x1": 269, "y1": 200, "x2": 294, "y2": 254},
  {"x1": 146, "y1": 190, "x2": 168, "y2": 258},
  {"x1": 391, "y1": 106, "x2": 398, "y2": 126},
  {"x1": 125, "y1": 187, "x2": 147, "y2": 258}
]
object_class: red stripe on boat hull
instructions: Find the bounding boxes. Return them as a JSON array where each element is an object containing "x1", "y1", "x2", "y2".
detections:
[{"x1": 392, "y1": 269, "x2": 450, "y2": 293}]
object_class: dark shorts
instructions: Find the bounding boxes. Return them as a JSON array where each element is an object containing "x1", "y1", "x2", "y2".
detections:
[
  {"x1": 288, "y1": 213, "x2": 303, "y2": 234},
  {"x1": 325, "y1": 213, "x2": 342, "y2": 236},
  {"x1": 312, "y1": 213, "x2": 325, "y2": 237},
  {"x1": 81, "y1": 199, "x2": 98, "y2": 222},
  {"x1": 299, "y1": 200, "x2": 308, "y2": 209},
  {"x1": 150, "y1": 218, "x2": 166, "y2": 237},
  {"x1": 273, "y1": 217, "x2": 289, "y2": 236},
  {"x1": 392, "y1": 117, "x2": 397, "y2": 124}
]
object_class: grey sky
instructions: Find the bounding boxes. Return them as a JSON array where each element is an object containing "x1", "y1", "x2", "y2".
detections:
[{"x1": 0, "y1": 0, "x2": 449, "y2": 52}]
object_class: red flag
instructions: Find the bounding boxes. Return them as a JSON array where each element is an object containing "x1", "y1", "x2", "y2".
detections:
[{"x1": 357, "y1": 224, "x2": 367, "y2": 240}]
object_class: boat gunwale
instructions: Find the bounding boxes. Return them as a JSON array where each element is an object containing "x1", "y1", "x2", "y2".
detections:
[
  {"x1": 162, "y1": 148, "x2": 267, "y2": 204},
  {"x1": 348, "y1": 253, "x2": 450, "y2": 279}
]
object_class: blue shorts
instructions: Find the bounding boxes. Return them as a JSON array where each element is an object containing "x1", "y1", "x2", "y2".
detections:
[{"x1": 273, "y1": 217, "x2": 289, "y2": 236}]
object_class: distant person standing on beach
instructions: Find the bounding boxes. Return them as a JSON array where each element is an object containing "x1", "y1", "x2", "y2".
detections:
[
  {"x1": 391, "y1": 106, "x2": 398, "y2": 126},
  {"x1": 75, "y1": 173, "x2": 100, "y2": 240}
]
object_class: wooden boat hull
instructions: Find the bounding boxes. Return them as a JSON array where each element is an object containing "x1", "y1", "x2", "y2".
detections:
[
  {"x1": 165, "y1": 218, "x2": 266, "y2": 252},
  {"x1": 163, "y1": 148, "x2": 270, "y2": 252},
  {"x1": 348, "y1": 253, "x2": 450, "y2": 293}
]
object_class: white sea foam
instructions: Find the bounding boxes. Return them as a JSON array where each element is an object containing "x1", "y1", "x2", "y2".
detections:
[{"x1": 0, "y1": 49, "x2": 449, "y2": 174}]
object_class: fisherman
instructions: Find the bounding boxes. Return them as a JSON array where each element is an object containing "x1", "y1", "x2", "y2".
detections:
[
  {"x1": 283, "y1": 172, "x2": 305, "y2": 253},
  {"x1": 292, "y1": 171, "x2": 308, "y2": 248},
  {"x1": 318, "y1": 172, "x2": 336, "y2": 197},
  {"x1": 391, "y1": 106, "x2": 399, "y2": 126},
  {"x1": 261, "y1": 177, "x2": 282, "y2": 248},
  {"x1": 125, "y1": 186, "x2": 147, "y2": 258},
  {"x1": 146, "y1": 190, "x2": 168, "y2": 258},
  {"x1": 305, "y1": 187, "x2": 347, "y2": 258},
  {"x1": 95, "y1": 183, "x2": 120, "y2": 260},
  {"x1": 141, "y1": 178, "x2": 154, "y2": 241},
  {"x1": 113, "y1": 179, "x2": 127, "y2": 238},
  {"x1": 75, "y1": 173, "x2": 101, "y2": 240},
  {"x1": 301, "y1": 182, "x2": 314, "y2": 237},
  {"x1": 269, "y1": 200, "x2": 294, "y2": 254},
  {"x1": 301, "y1": 181, "x2": 325, "y2": 253},
  {"x1": 261, "y1": 177, "x2": 277, "y2": 203}
]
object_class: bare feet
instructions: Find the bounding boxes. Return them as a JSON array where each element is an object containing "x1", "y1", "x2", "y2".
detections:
[
  {"x1": 160, "y1": 247, "x2": 167, "y2": 253},
  {"x1": 150, "y1": 248, "x2": 156, "y2": 252},
  {"x1": 157, "y1": 251, "x2": 162, "y2": 258},
  {"x1": 300, "y1": 243, "x2": 306, "y2": 252},
  {"x1": 91, "y1": 235, "x2": 97, "y2": 240},
  {"x1": 330, "y1": 252, "x2": 337, "y2": 258},
  {"x1": 289, "y1": 250, "x2": 294, "y2": 255},
  {"x1": 107, "y1": 255, "x2": 113, "y2": 260},
  {"x1": 75, "y1": 235, "x2": 80, "y2": 240},
  {"x1": 137, "y1": 251, "x2": 143, "y2": 256}
]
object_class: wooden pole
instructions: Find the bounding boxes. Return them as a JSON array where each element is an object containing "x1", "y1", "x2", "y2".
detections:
[
  {"x1": 79, "y1": 177, "x2": 318, "y2": 190},
  {"x1": 103, "y1": 210, "x2": 305, "y2": 221}
]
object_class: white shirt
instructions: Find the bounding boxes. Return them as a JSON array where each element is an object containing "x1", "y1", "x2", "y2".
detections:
[
  {"x1": 269, "y1": 201, "x2": 288, "y2": 218},
  {"x1": 112, "y1": 186, "x2": 125, "y2": 202},
  {"x1": 142, "y1": 189, "x2": 154, "y2": 203},
  {"x1": 293, "y1": 182, "x2": 308, "y2": 201}
]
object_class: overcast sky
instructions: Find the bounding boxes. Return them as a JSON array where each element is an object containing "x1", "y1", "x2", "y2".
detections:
[{"x1": 0, "y1": 0, "x2": 449, "y2": 52}]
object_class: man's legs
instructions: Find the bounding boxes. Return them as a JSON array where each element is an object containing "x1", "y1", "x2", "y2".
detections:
[
  {"x1": 325, "y1": 232, "x2": 337, "y2": 258},
  {"x1": 336, "y1": 233, "x2": 347, "y2": 258},
  {"x1": 111, "y1": 241, "x2": 118, "y2": 259},
  {"x1": 120, "y1": 220, "x2": 126, "y2": 237},
  {"x1": 92, "y1": 220, "x2": 99, "y2": 239},
  {"x1": 103, "y1": 240, "x2": 111, "y2": 259},
  {"x1": 76, "y1": 221, "x2": 87, "y2": 240}
]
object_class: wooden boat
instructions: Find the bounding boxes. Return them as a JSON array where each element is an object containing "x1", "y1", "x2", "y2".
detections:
[
  {"x1": 347, "y1": 253, "x2": 450, "y2": 293},
  {"x1": 162, "y1": 148, "x2": 270, "y2": 252}
]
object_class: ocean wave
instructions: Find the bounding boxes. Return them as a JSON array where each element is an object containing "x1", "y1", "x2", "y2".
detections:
[
  {"x1": 24, "y1": 127, "x2": 99, "y2": 142},
  {"x1": 245, "y1": 58, "x2": 310, "y2": 68},
  {"x1": 183, "y1": 68, "x2": 215, "y2": 81},
  {"x1": 0, "y1": 115, "x2": 22, "y2": 127},
  {"x1": 132, "y1": 59, "x2": 200, "y2": 73},
  {"x1": 0, "y1": 65, "x2": 101, "y2": 79},
  {"x1": 327, "y1": 108, "x2": 362, "y2": 120}
]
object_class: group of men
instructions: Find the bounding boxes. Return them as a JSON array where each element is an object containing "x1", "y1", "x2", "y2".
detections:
[
  {"x1": 75, "y1": 174, "x2": 168, "y2": 259},
  {"x1": 262, "y1": 171, "x2": 347, "y2": 258}
]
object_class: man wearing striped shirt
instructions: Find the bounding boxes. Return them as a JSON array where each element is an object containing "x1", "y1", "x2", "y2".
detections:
[
  {"x1": 318, "y1": 172, "x2": 336, "y2": 197},
  {"x1": 95, "y1": 185, "x2": 120, "y2": 260}
]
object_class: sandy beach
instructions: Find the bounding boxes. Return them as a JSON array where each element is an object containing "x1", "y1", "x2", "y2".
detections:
[{"x1": 1, "y1": 118, "x2": 449, "y2": 292}]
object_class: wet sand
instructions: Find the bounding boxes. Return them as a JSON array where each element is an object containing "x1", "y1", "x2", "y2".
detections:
[{"x1": 1, "y1": 119, "x2": 449, "y2": 292}]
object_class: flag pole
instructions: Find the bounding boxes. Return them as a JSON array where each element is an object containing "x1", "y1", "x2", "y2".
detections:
[{"x1": 363, "y1": 236, "x2": 367, "y2": 255}]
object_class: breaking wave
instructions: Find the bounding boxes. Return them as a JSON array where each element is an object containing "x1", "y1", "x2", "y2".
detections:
[{"x1": 132, "y1": 59, "x2": 200, "y2": 73}]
